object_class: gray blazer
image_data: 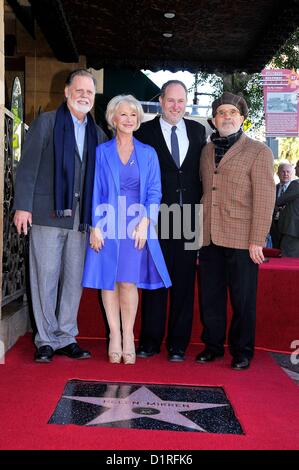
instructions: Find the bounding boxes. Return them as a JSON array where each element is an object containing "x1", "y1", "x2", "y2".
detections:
[
  {"x1": 13, "y1": 110, "x2": 107, "y2": 229},
  {"x1": 277, "y1": 179, "x2": 299, "y2": 238}
]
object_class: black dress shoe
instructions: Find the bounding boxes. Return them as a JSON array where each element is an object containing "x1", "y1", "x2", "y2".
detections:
[
  {"x1": 35, "y1": 345, "x2": 54, "y2": 363},
  {"x1": 168, "y1": 351, "x2": 185, "y2": 362},
  {"x1": 231, "y1": 356, "x2": 250, "y2": 370},
  {"x1": 136, "y1": 347, "x2": 159, "y2": 358},
  {"x1": 195, "y1": 348, "x2": 224, "y2": 363},
  {"x1": 55, "y1": 343, "x2": 91, "y2": 359}
]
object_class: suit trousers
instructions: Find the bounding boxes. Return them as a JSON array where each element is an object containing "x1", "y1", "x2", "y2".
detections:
[
  {"x1": 198, "y1": 243, "x2": 258, "y2": 359},
  {"x1": 140, "y1": 236, "x2": 197, "y2": 353},
  {"x1": 29, "y1": 213, "x2": 86, "y2": 349},
  {"x1": 280, "y1": 234, "x2": 299, "y2": 257},
  {"x1": 270, "y1": 219, "x2": 282, "y2": 249}
]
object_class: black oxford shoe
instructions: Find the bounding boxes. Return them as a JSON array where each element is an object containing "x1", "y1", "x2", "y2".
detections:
[
  {"x1": 231, "y1": 356, "x2": 250, "y2": 370},
  {"x1": 136, "y1": 347, "x2": 159, "y2": 358},
  {"x1": 35, "y1": 345, "x2": 54, "y2": 363},
  {"x1": 55, "y1": 343, "x2": 91, "y2": 359},
  {"x1": 195, "y1": 348, "x2": 224, "y2": 363},
  {"x1": 168, "y1": 351, "x2": 185, "y2": 362}
]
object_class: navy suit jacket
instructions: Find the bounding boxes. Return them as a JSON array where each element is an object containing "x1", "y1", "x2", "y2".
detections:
[{"x1": 134, "y1": 116, "x2": 206, "y2": 207}]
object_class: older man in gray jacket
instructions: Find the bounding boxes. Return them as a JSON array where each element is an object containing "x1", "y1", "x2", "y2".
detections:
[{"x1": 13, "y1": 69, "x2": 107, "y2": 362}]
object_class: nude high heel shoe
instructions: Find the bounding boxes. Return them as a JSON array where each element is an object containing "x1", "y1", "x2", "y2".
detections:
[
  {"x1": 108, "y1": 334, "x2": 122, "y2": 364},
  {"x1": 108, "y1": 352, "x2": 122, "y2": 364},
  {"x1": 122, "y1": 352, "x2": 136, "y2": 365},
  {"x1": 122, "y1": 333, "x2": 136, "y2": 364}
]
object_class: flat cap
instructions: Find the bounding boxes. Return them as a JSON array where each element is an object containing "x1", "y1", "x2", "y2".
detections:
[{"x1": 212, "y1": 92, "x2": 248, "y2": 118}]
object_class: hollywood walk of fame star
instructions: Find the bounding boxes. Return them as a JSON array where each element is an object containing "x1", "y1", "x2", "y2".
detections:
[{"x1": 63, "y1": 385, "x2": 228, "y2": 432}]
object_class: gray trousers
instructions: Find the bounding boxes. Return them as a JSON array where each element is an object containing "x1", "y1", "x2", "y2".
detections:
[{"x1": 29, "y1": 219, "x2": 86, "y2": 349}]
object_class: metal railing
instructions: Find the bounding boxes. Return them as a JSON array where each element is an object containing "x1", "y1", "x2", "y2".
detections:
[{"x1": 2, "y1": 108, "x2": 28, "y2": 307}]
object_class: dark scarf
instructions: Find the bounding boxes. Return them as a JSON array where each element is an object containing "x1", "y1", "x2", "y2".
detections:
[
  {"x1": 210, "y1": 128, "x2": 243, "y2": 167},
  {"x1": 53, "y1": 102, "x2": 98, "y2": 231}
]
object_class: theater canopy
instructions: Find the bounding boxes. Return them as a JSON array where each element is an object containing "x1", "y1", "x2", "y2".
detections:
[{"x1": 10, "y1": 0, "x2": 299, "y2": 73}]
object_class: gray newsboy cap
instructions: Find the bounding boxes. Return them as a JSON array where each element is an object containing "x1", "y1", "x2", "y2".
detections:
[{"x1": 212, "y1": 92, "x2": 248, "y2": 118}]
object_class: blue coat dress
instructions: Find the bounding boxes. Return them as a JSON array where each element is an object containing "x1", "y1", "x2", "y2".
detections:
[{"x1": 82, "y1": 137, "x2": 171, "y2": 290}]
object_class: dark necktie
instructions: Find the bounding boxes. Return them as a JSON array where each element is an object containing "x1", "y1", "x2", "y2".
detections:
[
  {"x1": 171, "y1": 126, "x2": 180, "y2": 168},
  {"x1": 280, "y1": 184, "x2": 286, "y2": 197},
  {"x1": 274, "y1": 184, "x2": 286, "y2": 221}
]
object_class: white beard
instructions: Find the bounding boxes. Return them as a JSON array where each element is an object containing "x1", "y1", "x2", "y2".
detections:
[
  {"x1": 219, "y1": 124, "x2": 240, "y2": 137},
  {"x1": 68, "y1": 98, "x2": 92, "y2": 114}
]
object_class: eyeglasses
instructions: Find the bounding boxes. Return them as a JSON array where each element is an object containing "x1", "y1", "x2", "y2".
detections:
[{"x1": 216, "y1": 109, "x2": 240, "y2": 117}]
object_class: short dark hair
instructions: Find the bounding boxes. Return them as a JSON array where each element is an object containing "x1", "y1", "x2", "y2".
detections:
[
  {"x1": 65, "y1": 69, "x2": 97, "y2": 88},
  {"x1": 160, "y1": 80, "x2": 188, "y2": 98}
]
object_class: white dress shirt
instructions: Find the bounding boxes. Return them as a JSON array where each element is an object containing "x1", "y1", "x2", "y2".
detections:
[
  {"x1": 71, "y1": 113, "x2": 87, "y2": 161},
  {"x1": 160, "y1": 117, "x2": 189, "y2": 166}
]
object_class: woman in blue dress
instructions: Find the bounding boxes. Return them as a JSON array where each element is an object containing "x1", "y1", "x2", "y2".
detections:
[{"x1": 82, "y1": 95, "x2": 171, "y2": 364}]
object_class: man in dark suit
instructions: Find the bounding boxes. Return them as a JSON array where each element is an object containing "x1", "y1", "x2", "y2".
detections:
[
  {"x1": 13, "y1": 69, "x2": 107, "y2": 362},
  {"x1": 277, "y1": 160, "x2": 299, "y2": 257},
  {"x1": 134, "y1": 80, "x2": 206, "y2": 361},
  {"x1": 270, "y1": 162, "x2": 293, "y2": 248}
]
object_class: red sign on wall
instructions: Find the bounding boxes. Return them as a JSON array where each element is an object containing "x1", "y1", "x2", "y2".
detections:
[{"x1": 262, "y1": 69, "x2": 299, "y2": 137}]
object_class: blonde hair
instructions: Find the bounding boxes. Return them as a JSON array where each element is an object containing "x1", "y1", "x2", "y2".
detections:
[{"x1": 105, "y1": 94, "x2": 144, "y2": 131}]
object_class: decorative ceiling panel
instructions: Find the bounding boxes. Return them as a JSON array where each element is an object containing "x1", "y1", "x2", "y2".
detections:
[{"x1": 28, "y1": 0, "x2": 299, "y2": 73}]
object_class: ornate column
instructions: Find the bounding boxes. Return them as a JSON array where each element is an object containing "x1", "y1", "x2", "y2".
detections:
[
  {"x1": 0, "y1": 0, "x2": 6, "y2": 361},
  {"x1": 0, "y1": 0, "x2": 4, "y2": 309},
  {"x1": 0, "y1": 1, "x2": 30, "y2": 356}
]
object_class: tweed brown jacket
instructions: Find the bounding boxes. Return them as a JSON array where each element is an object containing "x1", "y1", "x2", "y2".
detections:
[{"x1": 200, "y1": 133, "x2": 276, "y2": 249}]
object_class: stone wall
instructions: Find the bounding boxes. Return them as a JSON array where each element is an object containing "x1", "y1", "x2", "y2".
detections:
[
  {"x1": 25, "y1": 55, "x2": 87, "y2": 123},
  {"x1": 7, "y1": 12, "x2": 103, "y2": 124}
]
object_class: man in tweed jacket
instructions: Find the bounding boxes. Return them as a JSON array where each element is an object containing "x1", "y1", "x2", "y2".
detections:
[{"x1": 197, "y1": 92, "x2": 275, "y2": 370}]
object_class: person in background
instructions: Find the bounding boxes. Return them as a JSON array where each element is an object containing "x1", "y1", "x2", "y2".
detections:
[
  {"x1": 82, "y1": 95, "x2": 171, "y2": 365},
  {"x1": 197, "y1": 92, "x2": 275, "y2": 370},
  {"x1": 134, "y1": 80, "x2": 206, "y2": 362},
  {"x1": 270, "y1": 162, "x2": 294, "y2": 248},
  {"x1": 276, "y1": 160, "x2": 299, "y2": 257},
  {"x1": 13, "y1": 69, "x2": 107, "y2": 363}
]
